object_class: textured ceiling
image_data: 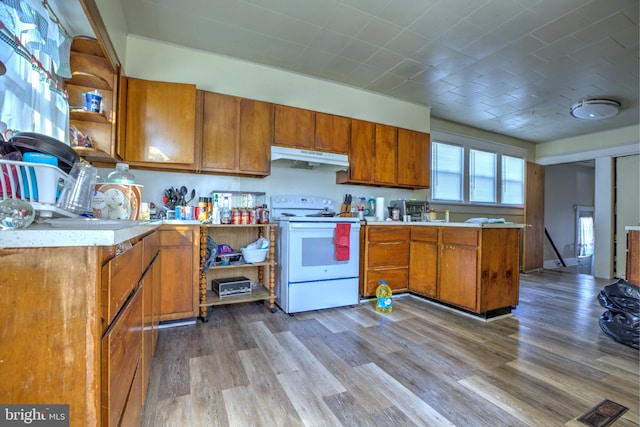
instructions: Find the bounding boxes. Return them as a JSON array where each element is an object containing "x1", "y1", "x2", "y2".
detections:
[{"x1": 67, "y1": 0, "x2": 640, "y2": 143}]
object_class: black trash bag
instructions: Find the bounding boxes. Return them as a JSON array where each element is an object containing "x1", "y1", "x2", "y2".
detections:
[
  {"x1": 599, "y1": 310, "x2": 639, "y2": 349},
  {"x1": 597, "y1": 278, "x2": 640, "y2": 313},
  {"x1": 597, "y1": 278, "x2": 640, "y2": 349}
]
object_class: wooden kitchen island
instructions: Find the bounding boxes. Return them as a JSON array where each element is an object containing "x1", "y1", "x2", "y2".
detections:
[
  {"x1": 360, "y1": 221, "x2": 523, "y2": 318},
  {"x1": 0, "y1": 222, "x2": 161, "y2": 427}
]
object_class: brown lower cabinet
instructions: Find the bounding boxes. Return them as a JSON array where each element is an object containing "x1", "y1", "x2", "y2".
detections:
[
  {"x1": 409, "y1": 226, "x2": 438, "y2": 298},
  {"x1": 158, "y1": 225, "x2": 200, "y2": 321},
  {"x1": 360, "y1": 225, "x2": 410, "y2": 296},
  {"x1": 0, "y1": 229, "x2": 160, "y2": 427},
  {"x1": 363, "y1": 225, "x2": 521, "y2": 315}
]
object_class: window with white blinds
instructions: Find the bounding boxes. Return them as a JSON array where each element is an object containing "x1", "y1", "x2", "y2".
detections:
[
  {"x1": 430, "y1": 134, "x2": 526, "y2": 206},
  {"x1": 431, "y1": 142, "x2": 464, "y2": 202}
]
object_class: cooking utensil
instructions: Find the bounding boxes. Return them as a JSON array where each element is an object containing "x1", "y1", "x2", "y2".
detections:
[
  {"x1": 185, "y1": 188, "x2": 196, "y2": 204},
  {"x1": 7, "y1": 132, "x2": 79, "y2": 173}
]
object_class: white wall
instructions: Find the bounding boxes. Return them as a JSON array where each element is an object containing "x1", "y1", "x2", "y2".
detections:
[
  {"x1": 100, "y1": 164, "x2": 411, "y2": 219},
  {"x1": 536, "y1": 126, "x2": 639, "y2": 164},
  {"x1": 95, "y1": 0, "x2": 128, "y2": 67},
  {"x1": 123, "y1": 36, "x2": 430, "y2": 133},
  {"x1": 594, "y1": 157, "x2": 614, "y2": 279},
  {"x1": 616, "y1": 154, "x2": 640, "y2": 278}
]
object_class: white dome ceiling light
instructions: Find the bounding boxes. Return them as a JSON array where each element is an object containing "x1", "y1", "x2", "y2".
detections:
[{"x1": 570, "y1": 99, "x2": 621, "y2": 120}]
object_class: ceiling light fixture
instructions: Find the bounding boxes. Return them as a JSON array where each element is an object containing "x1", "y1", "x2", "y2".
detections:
[{"x1": 570, "y1": 99, "x2": 621, "y2": 120}]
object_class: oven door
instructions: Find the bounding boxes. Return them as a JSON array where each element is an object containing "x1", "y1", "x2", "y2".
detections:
[{"x1": 286, "y1": 222, "x2": 360, "y2": 282}]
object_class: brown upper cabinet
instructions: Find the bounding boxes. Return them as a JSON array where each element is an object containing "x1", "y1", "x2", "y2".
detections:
[
  {"x1": 120, "y1": 77, "x2": 197, "y2": 169},
  {"x1": 397, "y1": 128, "x2": 430, "y2": 188},
  {"x1": 274, "y1": 105, "x2": 349, "y2": 155},
  {"x1": 274, "y1": 104, "x2": 314, "y2": 149},
  {"x1": 374, "y1": 124, "x2": 398, "y2": 185},
  {"x1": 338, "y1": 120, "x2": 429, "y2": 189},
  {"x1": 65, "y1": 36, "x2": 118, "y2": 163},
  {"x1": 200, "y1": 92, "x2": 273, "y2": 177},
  {"x1": 315, "y1": 112, "x2": 350, "y2": 154}
]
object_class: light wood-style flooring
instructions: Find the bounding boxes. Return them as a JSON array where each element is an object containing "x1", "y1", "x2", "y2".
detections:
[{"x1": 142, "y1": 271, "x2": 639, "y2": 426}]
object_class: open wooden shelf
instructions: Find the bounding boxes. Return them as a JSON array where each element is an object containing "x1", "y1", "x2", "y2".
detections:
[
  {"x1": 70, "y1": 109, "x2": 110, "y2": 123},
  {"x1": 202, "y1": 287, "x2": 270, "y2": 307},
  {"x1": 68, "y1": 71, "x2": 112, "y2": 90},
  {"x1": 71, "y1": 146, "x2": 116, "y2": 163}
]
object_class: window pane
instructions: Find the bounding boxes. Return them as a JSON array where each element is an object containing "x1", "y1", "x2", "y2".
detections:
[
  {"x1": 432, "y1": 142, "x2": 463, "y2": 201},
  {"x1": 470, "y1": 149, "x2": 496, "y2": 203},
  {"x1": 502, "y1": 155, "x2": 524, "y2": 205}
]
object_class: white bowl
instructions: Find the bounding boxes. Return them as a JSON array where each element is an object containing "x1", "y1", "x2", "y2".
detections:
[
  {"x1": 241, "y1": 247, "x2": 268, "y2": 263},
  {"x1": 365, "y1": 216, "x2": 378, "y2": 222}
]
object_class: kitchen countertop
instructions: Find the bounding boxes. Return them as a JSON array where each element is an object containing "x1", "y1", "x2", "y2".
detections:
[
  {"x1": 625, "y1": 225, "x2": 640, "y2": 231},
  {"x1": 0, "y1": 219, "x2": 198, "y2": 248},
  {"x1": 1, "y1": 218, "x2": 525, "y2": 248},
  {"x1": 363, "y1": 220, "x2": 525, "y2": 228}
]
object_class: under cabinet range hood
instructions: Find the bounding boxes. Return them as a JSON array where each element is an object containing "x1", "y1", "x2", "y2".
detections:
[{"x1": 271, "y1": 146, "x2": 348, "y2": 170}]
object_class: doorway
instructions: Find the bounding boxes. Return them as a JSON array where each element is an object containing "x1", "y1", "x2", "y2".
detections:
[
  {"x1": 543, "y1": 161, "x2": 595, "y2": 274},
  {"x1": 575, "y1": 205, "x2": 594, "y2": 275}
]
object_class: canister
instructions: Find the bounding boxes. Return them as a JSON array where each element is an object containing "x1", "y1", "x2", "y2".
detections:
[{"x1": 391, "y1": 207, "x2": 400, "y2": 221}]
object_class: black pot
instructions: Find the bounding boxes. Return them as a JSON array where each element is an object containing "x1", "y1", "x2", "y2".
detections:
[{"x1": 7, "y1": 132, "x2": 79, "y2": 173}]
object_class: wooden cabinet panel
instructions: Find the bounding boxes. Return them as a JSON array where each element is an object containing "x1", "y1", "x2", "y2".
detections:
[
  {"x1": 409, "y1": 240, "x2": 438, "y2": 297},
  {"x1": 0, "y1": 246, "x2": 104, "y2": 426},
  {"x1": 238, "y1": 98, "x2": 273, "y2": 174},
  {"x1": 159, "y1": 226, "x2": 199, "y2": 321},
  {"x1": 142, "y1": 230, "x2": 159, "y2": 393},
  {"x1": 348, "y1": 119, "x2": 375, "y2": 182},
  {"x1": 626, "y1": 230, "x2": 639, "y2": 285},
  {"x1": 366, "y1": 268, "x2": 408, "y2": 293},
  {"x1": 523, "y1": 161, "x2": 545, "y2": 272},
  {"x1": 201, "y1": 92, "x2": 272, "y2": 176},
  {"x1": 315, "y1": 112, "x2": 350, "y2": 154},
  {"x1": 101, "y1": 240, "x2": 143, "y2": 325},
  {"x1": 479, "y1": 228, "x2": 520, "y2": 312},
  {"x1": 397, "y1": 129, "x2": 430, "y2": 188},
  {"x1": 361, "y1": 226, "x2": 410, "y2": 296},
  {"x1": 442, "y1": 228, "x2": 478, "y2": 246},
  {"x1": 410, "y1": 227, "x2": 439, "y2": 297},
  {"x1": 274, "y1": 104, "x2": 315, "y2": 149},
  {"x1": 368, "y1": 241, "x2": 410, "y2": 268},
  {"x1": 118, "y1": 360, "x2": 143, "y2": 427},
  {"x1": 124, "y1": 78, "x2": 197, "y2": 167},
  {"x1": 374, "y1": 124, "x2": 397, "y2": 185},
  {"x1": 368, "y1": 226, "x2": 410, "y2": 242},
  {"x1": 201, "y1": 91, "x2": 238, "y2": 170},
  {"x1": 102, "y1": 286, "x2": 143, "y2": 427},
  {"x1": 159, "y1": 228, "x2": 193, "y2": 246},
  {"x1": 143, "y1": 228, "x2": 159, "y2": 266},
  {"x1": 411, "y1": 226, "x2": 438, "y2": 242},
  {"x1": 438, "y1": 243, "x2": 478, "y2": 311}
]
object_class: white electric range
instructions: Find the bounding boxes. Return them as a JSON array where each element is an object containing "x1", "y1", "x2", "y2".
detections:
[{"x1": 271, "y1": 195, "x2": 361, "y2": 314}]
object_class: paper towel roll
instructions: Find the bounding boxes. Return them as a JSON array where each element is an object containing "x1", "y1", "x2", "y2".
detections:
[{"x1": 375, "y1": 197, "x2": 385, "y2": 221}]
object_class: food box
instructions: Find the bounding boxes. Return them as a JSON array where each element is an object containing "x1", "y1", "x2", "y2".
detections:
[{"x1": 92, "y1": 183, "x2": 143, "y2": 220}]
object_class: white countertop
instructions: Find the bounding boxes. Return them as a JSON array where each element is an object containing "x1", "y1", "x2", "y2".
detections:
[
  {"x1": 626, "y1": 225, "x2": 640, "y2": 231},
  {"x1": 1, "y1": 218, "x2": 525, "y2": 248},
  {"x1": 0, "y1": 220, "x2": 166, "y2": 248},
  {"x1": 364, "y1": 220, "x2": 525, "y2": 228}
]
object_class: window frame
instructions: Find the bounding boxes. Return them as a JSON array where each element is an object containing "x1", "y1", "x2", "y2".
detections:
[{"x1": 430, "y1": 130, "x2": 527, "y2": 207}]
